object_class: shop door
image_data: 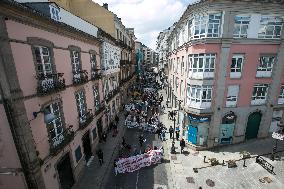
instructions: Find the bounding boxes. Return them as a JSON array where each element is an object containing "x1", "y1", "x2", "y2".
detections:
[
  {"x1": 82, "y1": 131, "x2": 92, "y2": 162},
  {"x1": 245, "y1": 112, "x2": 262, "y2": 140},
  {"x1": 57, "y1": 153, "x2": 74, "y2": 189},
  {"x1": 188, "y1": 126, "x2": 197, "y2": 145}
]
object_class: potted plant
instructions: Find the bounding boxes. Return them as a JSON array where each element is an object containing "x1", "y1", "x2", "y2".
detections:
[
  {"x1": 209, "y1": 158, "x2": 219, "y2": 166},
  {"x1": 228, "y1": 160, "x2": 237, "y2": 168},
  {"x1": 240, "y1": 151, "x2": 251, "y2": 159}
]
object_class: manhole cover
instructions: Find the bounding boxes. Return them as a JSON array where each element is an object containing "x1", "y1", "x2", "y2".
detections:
[
  {"x1": 186, "y1": 177, "x2": 195, "y2": 183},
  {"x1": 157, "y1": 187, "x2": 163, "y2": 189},
  {"x1": 206, "y1": 179, "x2": 215, "y2": 187},
  {"x1": 171, "y1": 156, "x2": 177, "y2": 160}
]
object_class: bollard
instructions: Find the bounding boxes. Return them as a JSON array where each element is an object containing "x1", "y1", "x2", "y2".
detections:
[{"x1": 204, "y1": 156, "x2": 206, "y2": 163}]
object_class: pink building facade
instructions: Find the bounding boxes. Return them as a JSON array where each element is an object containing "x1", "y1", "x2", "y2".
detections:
[
  {"x1": 0, "y1": 1, "x2": 107, "y2": 189},
  {"x1": 167, "y1": 0, "x2": 284, "y2": 149}
]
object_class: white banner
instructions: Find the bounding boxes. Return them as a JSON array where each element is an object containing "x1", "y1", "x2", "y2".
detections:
[
  {"x1": 272, "y1": 132, "x2": 284, "y2": 140},
  {"x1": 116, "y1": 150, "x2": 163, "y2": 173}
]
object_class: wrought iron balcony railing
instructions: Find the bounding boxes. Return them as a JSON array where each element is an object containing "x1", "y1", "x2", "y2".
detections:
[
  {"x1": 105, "y1": 88, "x2": 120, "y2": 103},
  {"x1": 73, "y1": 70, "x2": 88, "y2": 85},
  {"x1": 50, "y1": 127, "x2": 74, "y2": 156},
  {"x1": 37, "y1": 73, "x2": 66, "y2": 96},
  {"x1": 78, "y1": 110, "x2": 94, "y2": 130},
  {"x1": 95, "y1": 103, "x2": 105, "y2": 116},
  {"x1": 91, "y1": 69, "x2": 102, "y2": 80}
]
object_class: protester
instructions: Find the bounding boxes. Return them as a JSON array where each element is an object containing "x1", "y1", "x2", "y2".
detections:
[
  {"x1": 139, "y1": 134, "x2": 144, "y2": 147},
  {"x1": 169, "y1": 126, "x2": 174, "y2": 139},
  {"x1": 102, "y1": 132, "x2": 107, "y2": 142},
  {"x1": 180, "y1": 138, "x2": 186, "y2": 153},
  {"x1": 122, "y1": 136, "x2": 126, "y2": 147},
  {"x1": 114, "y1": 159, "x2": 118, "y2": 176},
  {"x1": 161, "y1": 129, "x2": 166, "y2": 141},
  {"x1": 175, "y1": 130, "x2": 180, "y2": 141},
  {"x1": 115, "y1": 115, "x2": 119, "y2": 124},
  {"x1": 96, "y1": 149, "x2": 104, "y2": 165}
]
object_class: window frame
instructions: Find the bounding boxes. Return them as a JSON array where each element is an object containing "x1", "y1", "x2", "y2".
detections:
[
  {"x1": 75, "y1": 90, "x2": 88, "y2": 123},
  {"x1": 230, "y1": 54, "x2": 244, "y2": 78},
  {"x1": 258, "y1": 15, "x2": 283, "y2": 39},
  {"x1": 251, "y1": 84, "x2": 269, "y2": 105},
  {"x1": 256, "y1": 55, "x2": 276, "y2": 77},
  {"x1": 45, "y1": 100, "x2": 65, "y2": 147},
  {"x1": 233, "y1": 15, "x2": 250, "y2": 38}
]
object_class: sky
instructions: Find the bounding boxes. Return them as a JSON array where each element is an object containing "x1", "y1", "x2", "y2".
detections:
[{"x1": 94, "y1": 0, "x2": 198, "y2": 50}]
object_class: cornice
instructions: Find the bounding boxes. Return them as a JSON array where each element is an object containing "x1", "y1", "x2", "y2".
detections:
[{"x1": 0, "y1": 2, "x2": 101, "y2": 46}]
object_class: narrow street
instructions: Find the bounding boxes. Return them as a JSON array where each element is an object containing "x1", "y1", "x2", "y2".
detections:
[{"x1": 104, "y1": 128, "x2": 168, "y2": 189}]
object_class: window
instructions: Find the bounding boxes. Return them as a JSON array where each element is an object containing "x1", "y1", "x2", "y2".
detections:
[
  {"x1": 92, "y1": 127, "x2": 97, "y2": 140},
  {"x1": 187, "y1": 85, "x2": 212, "y2": 109},
  {"x1": 256, "y1": 56, "x2": 276, "y2": 77},
  {"x1": 188, "y1": 19, "x2": 193, "y2": 40},
  {"x1": 75, "y1": 146, "x2": 82, "y2": 163},
  {"x1": 188, "y1": 54, "x2": 216, "y2": 79},
  {"x1": 34, "y1": 46, "x2": 53, "y2": 76},
  {"x1": 71, "y1": 51, "x2": 81, "y2": 73},
  {"x1": 181, "y1": 56, "x2": 184, "y2": 75},
  {"x1": 251, "y1": 84, "x2": 269, "y2": 105},
  {"x1": 75, "y1": 91, "x2": 87, "y2": 123},
  {"x1": 90, "y1": 54, "x2": 97, "y2": 70},
  {"x1": 193, "y1": 15, "x2": 207, "y2": 38},
  {"x1": 207, "y1": 13, "x2": 221, "y2": 37},
  {"x1": 50, "y1": 5, "x2": 60, "y2": 21},
  {"x1": 233, "y1": 15, "x2": 250, "y2": 38},
  {"x1": 230, "y1": 55, "x2": 244, "y2": 78},
  {"x1": 93, "y1": 85, "x2": 100, "y2": 111},
  {"x1": 278, "y1": 85, "x2": 284, "y2": 104},
  {"x1": 176, "y1": 57, "x2": 180, "y2": 73},
  {"x1": 258, "y1": 16, "x2": 283, "y2": 39},
  {"x1": 46, "y1": 102, "x2": 64, "y2": 147},
  {"x1": 226, "y1": 85, "x2": 239, "y2": 107}
]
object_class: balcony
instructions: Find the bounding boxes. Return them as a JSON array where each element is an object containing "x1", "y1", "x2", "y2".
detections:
[
  {"x1": 105, "y1": 88, "x2": 120, "y2": 103},
  {"x1": 79, "y1": 110, "x2": 94, "y2": 130},
  {"x1": 91, "y1": 69, "x2": 102, "y2": 80},
  {"x1": 73, "y1": 70, "x2": 88, "y2": 85},
  {"x1": 37, "y1": 73, "x2": 66, "y2": 96},
  {"x1": 95, "y1": 103, "x2": 105, "y2": 116},
  {"x1": 50, "y1": 128, "x2": 74, "y2": 156}
]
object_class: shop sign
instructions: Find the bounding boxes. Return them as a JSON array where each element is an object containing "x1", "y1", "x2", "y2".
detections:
[{"x1": 188, "y1": 113, "x2": 210, "y2": 123}]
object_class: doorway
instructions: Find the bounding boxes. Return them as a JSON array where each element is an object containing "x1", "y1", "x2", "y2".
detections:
[
  {"x1": 245, "y1": 112, "x2": 262, "y2": 140},
  {"x1": 188, "y1": 126, "x2": 197, "y2": 145},
  {"x1": 57, "y1": 153, "x2": 74, "y2": 189},
  {"x1": 82, "y1": 131, "x2": 92, "y2": 162},
  {"x1": 97, "y1": 117, "x2": 103, "y2": 141}
]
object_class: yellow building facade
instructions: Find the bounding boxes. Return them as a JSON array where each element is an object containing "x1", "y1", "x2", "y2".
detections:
[{"x1": 52, "y1": 0, "x2": 116, "y2": 38}]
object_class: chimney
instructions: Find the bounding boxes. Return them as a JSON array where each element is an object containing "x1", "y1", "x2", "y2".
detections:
[{"x1": 103, "y1": 3, "x2": 108, "y2": 10}]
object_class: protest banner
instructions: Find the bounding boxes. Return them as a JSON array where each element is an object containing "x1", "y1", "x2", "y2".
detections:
[{"x1": 116, "y1": 150, "x2": 163, "y2": 173}]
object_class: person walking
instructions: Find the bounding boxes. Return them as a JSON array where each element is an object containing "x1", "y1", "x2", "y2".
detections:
[
  {"x1": 96, "y1": 149, "x2": 104, "y2": 165},
  {"x1": 161, "y1": 129, "x2": 166, "y2": 141},
  {"x1": 139, "y1": 134, "x2": 144, "y2": 147},
  {"x1": 175, "y1": 130, "x2": 180, "y2": 141},
  {"x1": 102, "y1": 132, "x2": 107, "y2": 142},
  {"x1": 114, "y1": 159, "x2": 118, "y2": 176},
  {"x1": 169, "y1": 126, "x2": 174, "y2": 139},
  {"x1": 180, "y1": 138, "x2": 185, "y2": 154}
]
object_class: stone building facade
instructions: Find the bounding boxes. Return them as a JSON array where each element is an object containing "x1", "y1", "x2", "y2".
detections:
[{"x1": 167, "y1": 0, "x2": 284, "y2": 149}]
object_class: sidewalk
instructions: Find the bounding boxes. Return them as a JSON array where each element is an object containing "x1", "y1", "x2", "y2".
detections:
[
  {"x1": 73, "y1": 111, "x2": 127, "y2": 189},
  {"x1": 158, "y1": 89, "x2": 284, "y2": 189}
]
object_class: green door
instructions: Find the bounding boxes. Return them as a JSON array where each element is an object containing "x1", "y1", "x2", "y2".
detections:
[{"x1": 245, "y1": 112, "x2": 262, "y2": 140}]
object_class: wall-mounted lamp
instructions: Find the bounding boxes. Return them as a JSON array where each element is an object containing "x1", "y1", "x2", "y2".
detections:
[{"x1": 33, "y1": 108, "x2": 56, "y2": 124}]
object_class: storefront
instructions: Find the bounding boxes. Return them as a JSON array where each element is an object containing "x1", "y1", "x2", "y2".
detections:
[
  {"x1": 186, "y1": 113, "x2": 210, "y2": 146},
  {"x1": 219, "y1": 112, "x2": 237, "y2": 144}
]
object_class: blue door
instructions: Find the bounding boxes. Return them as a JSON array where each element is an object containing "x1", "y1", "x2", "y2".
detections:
[{"x1": 188, "y1": 126, "x2": 197, "y2": 145}]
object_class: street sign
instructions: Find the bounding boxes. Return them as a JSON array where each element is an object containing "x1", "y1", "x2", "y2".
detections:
[{"x1": 272, "y1": 132, "x2": 284, "y2": 140}]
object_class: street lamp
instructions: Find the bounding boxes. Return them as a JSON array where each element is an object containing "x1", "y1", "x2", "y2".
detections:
[
  {"x1": 271, "y1": 121, "x2": 284, "y2": 161},
  {"x1": 169, "y1": 109, "x2": 177, "y2": 154}
]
